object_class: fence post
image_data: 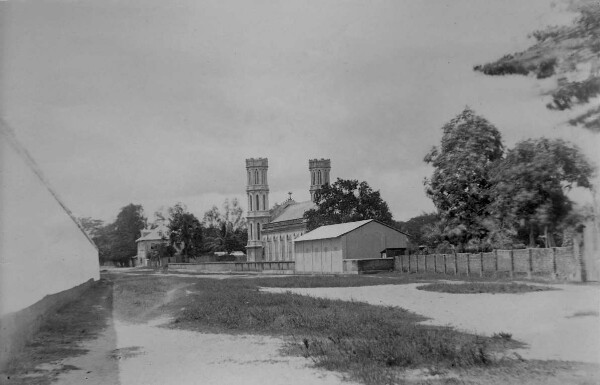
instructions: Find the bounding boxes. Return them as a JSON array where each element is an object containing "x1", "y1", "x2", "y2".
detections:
[
  {"x1": 528, "y1": 248, "x2": 533, "y2": 279},
  {"x1": 466, "y1": 254, "x2": 471, "y2": 276},
  {"x1": 509, "y1": 250, "x2": 514, "y2": 278},
  {"x1": 434, "y1": 254, "x2": 437, "y2": 273},
  {"x1": 454, "y1": 252, "x2": 458, "y2": 275},
  {"x1": 552, "y1": 247, "x2": 557, "y2": 279},
  {"x1": 443, "y1": 254, "x2": 447, "y2": 274},
  {"x1": 494, "y1": 249, "x2": 498, "y2": 274},
  {"x1": 480, "y1": 252, "x2": 484, "y2": 277}
]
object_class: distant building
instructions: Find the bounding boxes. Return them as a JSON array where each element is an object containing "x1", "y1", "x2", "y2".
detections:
[
  {"x1": 245, "y1": 158, "x2": 331, "y2": 262},
  {"x1": 293, "y1": 219, "x2": 409, "y2": 274},
  {"x1": 135, "y1": 225, "x2": 169, "y2": 266}
]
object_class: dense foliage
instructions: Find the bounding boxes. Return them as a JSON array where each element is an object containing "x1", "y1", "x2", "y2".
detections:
[
  {"x1": 474, "y1": 1, "x2": 600, "y2": 131},
  {"x1": 394, "y1": 212, "x2": 438, "y2": 249},
  {"x1": 80, "y1": 203, "x2": 147, "y2": 265},
  {"x1": 424, "y1": 109, "x2": 595, "y2": 251},
  {"x1": 424, "y1": 108, "x2": 504, "y2": 249},
  {"x1": 304, "y1": 178, "x2": 394, "y2": 231},
  {"x1": 202, "y1": 198, "x2": 248, "y2": 253},
  {"x1": 167, "y1": 203, "x2": 204, "y2": 261},
  {"x1": 491, "y1": 138, "x2": 595, "y2": 247}
]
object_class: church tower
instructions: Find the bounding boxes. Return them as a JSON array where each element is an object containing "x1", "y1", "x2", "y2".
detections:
[
  {"x1": 309, "y1": 158, "x2": 331, "y2": 201},
  {"x1": 245, "y1": 158, "x2": 270, "y2": 261}
]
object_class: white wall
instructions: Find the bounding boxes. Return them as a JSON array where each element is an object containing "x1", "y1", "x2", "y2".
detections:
[{"x1": 0, "y1": 136, "x2": 99, "y2": 316}]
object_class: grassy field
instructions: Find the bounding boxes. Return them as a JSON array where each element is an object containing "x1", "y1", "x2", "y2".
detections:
[
  {"x1": 416, "y1": 282, "x2": 555, "y2": 294},
  {"x1": 105, "y1": 272, "x2": 554, "y2": 385},
  {"x1": 7, "y1": 272, "x2": 597, "y2": 385}
]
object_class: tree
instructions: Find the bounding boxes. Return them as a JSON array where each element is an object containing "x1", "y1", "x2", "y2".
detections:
[
  {"x1": 168, "y1": 203, "x2": 203, "y2": 261},
  {"x1": 304, "y1": 178, "x2": 394, "y2": 231},
  {"x1": 202, "y1": 198, "x2": 247, "y2": 253},
  {"x1": 394, "y1": 212, "x2": 439, "y2": 249},
  {"x1": 110, "y1": 204, "x2": 147, "y2": 265},
  {"x1": 491, "y1": 138, "x2": 595, "y2": 247},
  {"x1": 474, "y1": 1, "x2": 600, "y2": 131},
  {"x1": 424, "y1": 108, "x2": 504, "y2": 250},
  {"x1": 78, "y1": 217, "x2": 105, "y2": 238}
]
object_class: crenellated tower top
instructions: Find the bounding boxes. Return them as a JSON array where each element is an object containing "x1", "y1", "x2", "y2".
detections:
[{"x1": 309, "y1": 158, "x2": 331, "y2": 201}]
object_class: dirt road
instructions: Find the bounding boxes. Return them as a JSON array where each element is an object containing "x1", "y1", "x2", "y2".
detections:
[{"x1": 265, "y1": 282, "x2": 600, "y2": 364}]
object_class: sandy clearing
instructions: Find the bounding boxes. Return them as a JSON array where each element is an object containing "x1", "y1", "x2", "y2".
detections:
[
  {"x1": 264, "y1": 283, "x2": 600, "y2": 364},
  {"x1": 56, "y1": 307, "x2": 353, "y2": 385}
]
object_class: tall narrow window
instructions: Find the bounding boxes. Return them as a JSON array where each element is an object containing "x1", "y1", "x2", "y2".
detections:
[
  {"x1": 247, "y1": 170, "x2": 251, "y2": 185},
  {"x1": 249, "y1": 194, "x2": 253, "y2": 211},
  {"x1": 263, "y1": 195, "x2": 266, "y2": 210},
  {"x1": 257, "y1": 223, "x2": 261, "y2": 240},
  {"x1": 256, "y1": 194, "x2": 260, "y2": 211},
  {"x1": 254, "y1": 170, "x2": 259, "y2": 184},
  {"x1": 312, "y1": 171, "x2": 315, "y2": 185},
  {"x1": 249, "y1": 223, "x2": 253, "y2": 239},
  {"x1": 318, "y1": 170, "x2": 322, "y2": 184}
]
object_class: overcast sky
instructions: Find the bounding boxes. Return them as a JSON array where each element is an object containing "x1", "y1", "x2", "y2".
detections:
[{"x1": 2, "y1": 0, "x2": 598, "y2": 223}]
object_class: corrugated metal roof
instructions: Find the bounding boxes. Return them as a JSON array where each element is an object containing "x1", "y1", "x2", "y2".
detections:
[
  {"x1": 293, "y1": 219, "x2": 373, "y2": 242},
  {"x1": 271, "y1": 200, "x2": 316, "y2": 223}
]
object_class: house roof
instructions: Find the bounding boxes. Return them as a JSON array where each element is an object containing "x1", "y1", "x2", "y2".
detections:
[
  {"x1": 294, "y1": 219, "x2": 373, "y2": 242},
  {"x1": 136, "y1": 225, "x2": 168, "y2": 242},
  {"x1": 271, "y1": 200, "x2": 316, "y2": 223}
]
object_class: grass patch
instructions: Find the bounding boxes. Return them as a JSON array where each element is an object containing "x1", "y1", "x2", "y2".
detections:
[
  {"x1": 416, "y1": 282, "x2": 555, "y2": 294},
  {"x1": 2, "y1": 279, "x2": 114, "y2": 385},
  {"x1": 162, "y1": 278, "x2": 513, "y2": 385}
]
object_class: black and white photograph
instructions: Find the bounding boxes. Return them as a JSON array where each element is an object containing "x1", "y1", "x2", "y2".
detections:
[{"x1": 1, "y1": 0, "x2": 599, "y2": 384}]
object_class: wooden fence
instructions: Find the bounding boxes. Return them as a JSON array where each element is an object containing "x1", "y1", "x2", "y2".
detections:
[{"x1": 394, "y1": 247, "x2": 582, "y2": 281}]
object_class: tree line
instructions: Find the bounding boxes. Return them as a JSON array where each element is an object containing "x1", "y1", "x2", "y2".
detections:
[
  {"x1": 404, "y1": 108, "x2": 595, "y2": 253},
  {"x1": 79, "y1": 199, "x2": 248, "y2": 265}
]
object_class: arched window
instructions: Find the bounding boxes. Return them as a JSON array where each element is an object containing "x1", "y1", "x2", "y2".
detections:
[
  {"x1": 254, "y1": 170, "x2": 259, "y2": 184},
  {"x1": 256, "y1": 194, "x2": 260, "y2": 211},
  {"x1": 312, "y1": 171, "x2": 315, "y2": 185},
  {"x1": 247, "y1": 170, "x2": 251, "y2": 185},
  {"x1": 249, "y1": 222, "x2": 253, "y2": 239},
  {"x1": 262, "y1": 170, "x2": 266, "y2": 184},
  {"x1": 263, "y1": 195, "x2": 266, "y2": 210},
  {"x1": 257, "y1": 223, "x2": 261, "y2": 240},
  {"x1": 318, "y1": 170, "x2": 322, "y2": 185},
  {"x1": 249, "y1": 194, "x2": 253, "y2": 211}
]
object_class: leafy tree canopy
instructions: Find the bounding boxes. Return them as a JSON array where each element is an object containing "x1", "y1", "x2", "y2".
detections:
[
  {"x1": 304, "y1": 178, "x2": 394, "y2": 231},
  {"x1": 491, "y1": 138, "x2": 595, "y2": 246},
  {"x1": 202, "y1": 198, "x2": 248, "y2": 253},
  {"x1": 474, "y1": 1, "x2": 600, "y2": 131},
  {"x1": 394, "y1": 212, "x2": 439, "y2": 249},
  {"x1": 424, "y1": 108, "x2": 504, "y2": 247},
  {"x1": 168, "y1": 203, "x2": 203, "y2": 260}
]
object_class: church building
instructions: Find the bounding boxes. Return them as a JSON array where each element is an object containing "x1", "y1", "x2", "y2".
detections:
[{"x1": 245, "y1": 158, "x2": 331, "y2": 262}]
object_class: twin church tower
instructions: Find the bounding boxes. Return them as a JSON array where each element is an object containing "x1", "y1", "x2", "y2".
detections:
[{"x1": 245, "y1": 158, "x2": 331, "y2": 261}]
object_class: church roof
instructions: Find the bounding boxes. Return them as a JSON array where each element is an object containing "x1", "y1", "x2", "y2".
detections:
[
  {"x1": 293, "y1": 219, "x2": 373, "y2": 242},
  {"x1": 271, "y1": 200, "x2": 316, "y2": 223}
]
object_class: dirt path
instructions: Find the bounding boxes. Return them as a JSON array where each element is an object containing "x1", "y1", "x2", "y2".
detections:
[
  {"x1": 53, "y1": 274, "x2": 353, "y2": 385},
  {"x1": 264, "y1": 282, "x2": 600, "y2": 364}
]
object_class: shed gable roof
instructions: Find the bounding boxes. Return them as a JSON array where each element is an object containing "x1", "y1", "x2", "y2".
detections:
[{"x1": 294, "y1": 219, "x2": 409, "y2": 242}]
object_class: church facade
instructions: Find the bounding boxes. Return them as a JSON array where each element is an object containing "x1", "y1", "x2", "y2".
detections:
[{"x1": 245, "y1": 158, "x2": 331, "y2": 262}]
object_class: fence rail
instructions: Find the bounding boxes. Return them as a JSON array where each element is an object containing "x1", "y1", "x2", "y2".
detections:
[{"x1": 394, "y1": 246, "x2": 582, "y2": 281}]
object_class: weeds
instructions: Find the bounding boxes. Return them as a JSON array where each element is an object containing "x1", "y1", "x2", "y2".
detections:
[{"x1": 416, "y1": 282, "x2": 554, "y2": 294}]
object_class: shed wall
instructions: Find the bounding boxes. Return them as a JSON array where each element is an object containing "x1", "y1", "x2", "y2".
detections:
[{"x1": 343, "y1": 221, "x2": 408, "y2": 260}]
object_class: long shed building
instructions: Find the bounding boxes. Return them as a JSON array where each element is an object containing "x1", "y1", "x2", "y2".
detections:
[{"x1": 293, "y1": 219, "x2": 409, "y2": 274}]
